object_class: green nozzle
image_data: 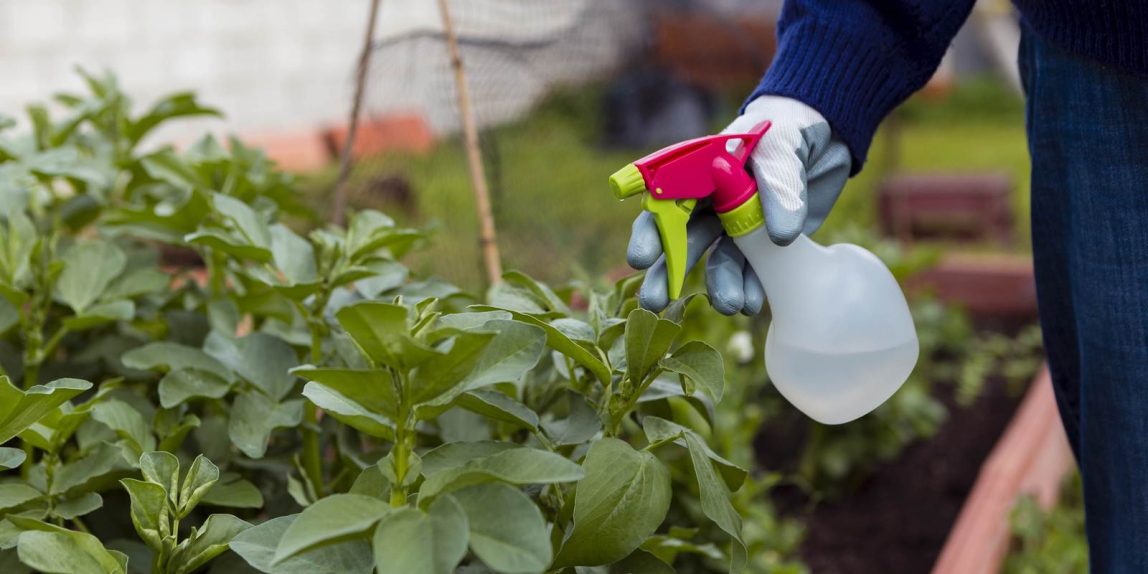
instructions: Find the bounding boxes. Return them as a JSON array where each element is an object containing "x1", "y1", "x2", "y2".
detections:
[{"x1": 610, "y1": 163, "x2": 645, "y2": 199}]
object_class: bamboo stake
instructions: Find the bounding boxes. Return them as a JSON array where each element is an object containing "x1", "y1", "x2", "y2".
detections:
[
  {"x1": 332, "y1": 0, "x2": 383, "y2": 227},
  {"x1": 436, "y1": 0, "x2": 503, "y2": 286}
]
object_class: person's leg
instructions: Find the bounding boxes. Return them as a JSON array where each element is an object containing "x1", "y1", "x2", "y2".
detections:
[
  {"x1": 1018, "y1": 28, "x2": 1083, "y2": 459},
  {"x1": 1020, "y1": 24, "x2": 1148, "y2": 572}
]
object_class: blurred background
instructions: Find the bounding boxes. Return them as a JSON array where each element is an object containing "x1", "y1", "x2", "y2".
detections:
[{"x1": 0, "y1": 0, "x2": 1082, "y2": 572}]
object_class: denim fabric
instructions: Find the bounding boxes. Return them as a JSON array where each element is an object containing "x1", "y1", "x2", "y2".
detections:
[{"x1": 1020, "y1": 25, "x2": 1148, "y2": 572}]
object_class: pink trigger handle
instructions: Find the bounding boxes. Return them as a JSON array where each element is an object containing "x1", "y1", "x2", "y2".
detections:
[{"x1": 632, "y1": 121, "x2": 771, "y2": 213}]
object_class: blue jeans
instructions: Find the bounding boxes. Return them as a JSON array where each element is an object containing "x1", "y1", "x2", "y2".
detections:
[{"x1": 1020, "y1": 25, "x2": 1148, "y2": 572}]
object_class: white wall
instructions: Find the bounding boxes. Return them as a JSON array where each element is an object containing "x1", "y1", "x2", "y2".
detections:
[
  {"x1": 0, "y1": 0, "x2": 641, "y2": 149},
  {"x1": 0, "y1": 0, "x2": 369, "y2": 144}
]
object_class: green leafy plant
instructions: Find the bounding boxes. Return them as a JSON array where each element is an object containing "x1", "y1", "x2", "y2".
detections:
[
  {"x1": 1003, "y1": 473, "x2": 1087, "y2": 574},
  {"x1": 0, "y1": 71, "x2": 810, "y2": 574}
]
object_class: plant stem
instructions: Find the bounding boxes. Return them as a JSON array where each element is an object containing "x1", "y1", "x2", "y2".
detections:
[
  {"x1": 300, "y1": 294, "x2": 330, "y2": 499},
  {"x1": 389, "y1": 370, "x2": 413, "y2": 507},
  {"x1": 207, "y1": 250, "x2": 226, "y2": 297},
  {"x1": 389, "y1": 422, "x2": 412, "y2": 507},
  {"x1": 301, "y1": 403, "x2": 324, "y2": 499}
]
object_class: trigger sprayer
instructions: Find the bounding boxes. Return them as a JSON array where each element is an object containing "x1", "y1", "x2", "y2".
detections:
[{"x1": 610, "y1": 122, "x2": 919, "y2": 425}]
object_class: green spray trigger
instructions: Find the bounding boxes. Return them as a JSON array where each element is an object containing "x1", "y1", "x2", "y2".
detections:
[{"x1": 642, "y1": 196, "x2": 696, "y2": 299}]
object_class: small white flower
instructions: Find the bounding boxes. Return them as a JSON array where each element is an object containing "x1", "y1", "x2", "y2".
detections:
[{"x1": 727, "y1": 330, "x2": 755, "y2": 364}]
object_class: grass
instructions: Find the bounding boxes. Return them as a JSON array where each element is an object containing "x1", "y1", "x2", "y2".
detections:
[{"x1": 302, "y1": 77, "x2": 1029, "y2": 291}]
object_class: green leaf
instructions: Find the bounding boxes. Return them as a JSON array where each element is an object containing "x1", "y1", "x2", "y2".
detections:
[
  {"x1": 228, "y1": 393, "x2": 304, "y2": 459},
  {"x1": 0, "y1": 484, "x2": 43, "y2": 512},
  {"x1": 121, "y1": 342, "x2": 231, "y2": 380},
  {"x1": 52, "y1": 443, "x2": 129, "y2": 495},
  {"x1": 336, "y1": 302, "x2": 435, "y2": 371},
  {"x1": 199, "y1": 474, "x2": 264, "y2": 509},
  {"x1": 16, "y1": 529, "x2": 127, "y2": 574},
  {"x1": 229, "y1": 515, "x2": 373, "y2": 574},
  {"x1": 659, "y1": 341, "x2": 725, "y2": 404},
  {"x1": 455, "y1": 320, "x2": 546, "y2": 393},
  {"x1": 62, "y1": 300, "x2": 135, "y2": 331},
  {"x1": 120, "y1": 478, "x2": 171, "y2": 551},
  {"x1": 170, "y1": 514, "x2": 250, "y2": 574},
  {"x1": 486, "y1": 283, "x2": 547, "y2": 315},
  {"x1": 0, "y1": 377, "x2": 92, "y2": 443},
  {"x1": 611, "y1": 549, "x2": 675, "y2": 574},
  {"x1": 234, "y1": 333, "x2": 299, "y2": 402},
  {"x1": 541, "y1": 393, "x2": 602, "y2": 446},
  {"x1": 502, "y1": 271, "x2": 570, "y2": 315},
  {"x1": 140, "y1": 451, "x2": 180, "y2": 495},
  {"x1": 293, "y1": 368, "x2": 397, "y2": 420},
  {"x1": 455, "y1": 390, "x2": 539, "y2": 430},
  {"x1": 213, "y1": 193, "x2": 272, "y2": 249},
  {"x1": 409, "y1": 331, "x2": 494, "y2": 405},
  {"x1": 179, "y1": 455, "x2": 220, "y2": 515},
  {"x1": 51, "y1": 492, "x2": 102, "y2": 520},
  {"x1": 452, "y1": 483, "x2": 551, "y2": 574},
  {"x1": 353, "y1": 259, "x2": 409, "y2": 299},
  {"x1": 426, "y1": 311, "x2": 511, "y2": 341},
  {"x1": 420, "y1": 441, "x2": 521, "y2": 476},
  {"x1": 140, "y1": 149, "x2": 204, "y2": 190},
  {"x1": 55, "y1": 240, "x2": 126, "y2": 313},
  {"x1": 348, "y1": 464, "x2": 389, "y2": 500},
  {"x1": 103, "y1": 268, "x2": 170, "y2": 300},
  {"x1": 642, "y1": 416, "x2": 746, "y2": 491},
  {"x1": 683, "y1": 432, "x2": 746, "y2": 572},
  {"x1": 418, "y1": 447, "x2": 583, "y2": 503},
  {"x1": 185, "y1": 230, "x2": 272, "y2": 262},
  {"x1": 0, "y1": 447, "x2": 26, "y2": 470},
  {"x1": 91, "y1": 400, "x2": 156, "y2": 456},
  {"x1": 0, "y1": 298, "x2": 18, "y2": 336},
  {"x1": 554, "y1": 438, "x2": 671, "y2": 567},
  {"x1": 550, "y1": 318, "x2": 595, "y2": 344},
  {"x1": 345, "y1": 210, "x2": 395, "y2": 257},
  {"x1": 157, "y1": 413, "x2": 200, "y2": 453},
  {"x1": 273, "y1": 494, "x2": 390, "y2": 564},
  {"x1": 130, "y1": 92, "x2": 221, "y2": 144},
  {"x1": 624, "y1": 309, "x2": 680, "y2": 386},
  {"x1": 479, "y1": 307, "x2": 611, "y2": 385},
  {"x1": 301, "y1": 383, "x2": 393, "y2": 439},
  {"x1": 371, "y1": 497, "x2": 468, "y2": 574},
  {"x1": 270, "y1": 224, "x2": 319, "y2": 288},
  {"x1": 158, "y1": 369, "x2": 232, "y2": 409}
]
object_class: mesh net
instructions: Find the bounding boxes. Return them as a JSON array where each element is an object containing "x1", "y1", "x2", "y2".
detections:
[{"x1": 328, "y1": 0, "x2": 777, "y2": 289}]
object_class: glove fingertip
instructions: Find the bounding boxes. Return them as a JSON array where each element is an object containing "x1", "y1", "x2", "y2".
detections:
[
  {"x1": 766, "y1": 223, "x2": 802, "y2": 247},
  {"x1": 741, "y1": 269, "x2": 766, "y2": 316},
  {"x1": 638, "y1": 276, "x2": 669, "y2": 312},
  {"x1": 707, "y1": 279, "x2": 744, "y2": 316}
]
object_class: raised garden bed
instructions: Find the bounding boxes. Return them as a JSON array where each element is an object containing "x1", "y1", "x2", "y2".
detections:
[
  {"x1": 909, "y1": 252, "x2": 1038, "y2": 322},
  {"x1": 761, "y1": 373, "x2": 1027, "y2": 574}
]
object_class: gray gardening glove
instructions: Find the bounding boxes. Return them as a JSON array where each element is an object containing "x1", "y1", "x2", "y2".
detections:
[{"x1": 628, "y1": 95, "x2": 853, "y2": 315}]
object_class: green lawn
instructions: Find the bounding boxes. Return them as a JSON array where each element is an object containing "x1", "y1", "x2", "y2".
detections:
[{"x1": 304, "y1": 78, "x2": 1030, "y2": 290}]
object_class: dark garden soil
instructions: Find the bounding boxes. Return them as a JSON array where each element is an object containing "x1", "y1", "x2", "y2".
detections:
[{"x1": 758, "y1": 377, "x2": 1026, "y2": 574}]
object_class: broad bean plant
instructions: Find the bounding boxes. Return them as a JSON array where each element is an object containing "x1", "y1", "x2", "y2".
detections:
[{"x1": 0, "y1": 72, "x2": 803, "y2": 573}]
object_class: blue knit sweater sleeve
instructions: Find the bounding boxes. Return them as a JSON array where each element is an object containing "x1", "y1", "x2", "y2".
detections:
[{"x1": 747, "y1": 0, "x2": 977, "y2": 174}]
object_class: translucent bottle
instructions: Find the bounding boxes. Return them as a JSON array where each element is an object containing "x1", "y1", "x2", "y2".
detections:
[
  {"x1": 610, "y1": 121, "x2": 918, "y2": 425},
  {"x1": 734, "y1": 229, "x2": 919, "y2": 424}
]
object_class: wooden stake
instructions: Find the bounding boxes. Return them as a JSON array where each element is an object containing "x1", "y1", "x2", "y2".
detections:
[
  {"x1": 436, "y1": 0, "x2": 503, "y2": 286},
  {"x1": 332, "y1": 0, "x2": 383, "y2": 227}
]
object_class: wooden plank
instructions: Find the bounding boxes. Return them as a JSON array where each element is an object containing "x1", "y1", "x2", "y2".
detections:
[{"x1": 932, "y1": 367, "x2": 1075, "y2": 574}]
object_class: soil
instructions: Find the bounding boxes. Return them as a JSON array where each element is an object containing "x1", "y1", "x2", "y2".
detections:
[{"x1": 759, "y1": 377, "x2": 1025, "y2": 574}]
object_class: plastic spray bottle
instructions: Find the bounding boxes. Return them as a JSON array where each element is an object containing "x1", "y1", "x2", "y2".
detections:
[{"x1": 610, "y1": 122, "x2": 918, "y2": 425}]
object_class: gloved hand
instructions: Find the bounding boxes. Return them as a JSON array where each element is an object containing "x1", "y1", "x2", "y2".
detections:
[{"x1": 627, "y1": 95, "x2": 853, "y2": 315}]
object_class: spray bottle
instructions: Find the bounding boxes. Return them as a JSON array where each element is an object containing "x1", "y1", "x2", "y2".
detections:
[{"x1": 610, "y1": 122, "x2": 918, "y2": 425}]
